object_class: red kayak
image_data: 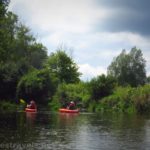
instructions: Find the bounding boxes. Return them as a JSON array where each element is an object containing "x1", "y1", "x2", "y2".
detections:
[
  {"x1": 59, "y1": 108, "x2": 79, "y2": 113},
  {"x1": 25, "y1": 108, "x2": 37, "y2": 112}
]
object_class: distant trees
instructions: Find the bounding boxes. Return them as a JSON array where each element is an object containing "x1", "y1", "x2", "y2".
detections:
[{"x1": 107, "y1": 47, "x2": 146, "y2": 87}]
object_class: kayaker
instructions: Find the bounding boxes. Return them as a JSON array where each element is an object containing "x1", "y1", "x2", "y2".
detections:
[
  {"x1": 67, "y1": 101, "x2": 75, "y2": 110},
  {"x1": 27, "y1": 100, "x2": 36, "y2": 109}
]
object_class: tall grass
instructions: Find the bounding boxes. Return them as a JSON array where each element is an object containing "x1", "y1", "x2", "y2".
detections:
[
  {"x1": 96, "y1": 84, "x2": 150, "y2": 113},
  {"x1": 131, "y1": 84, "x2": 150, "y2": 112}
]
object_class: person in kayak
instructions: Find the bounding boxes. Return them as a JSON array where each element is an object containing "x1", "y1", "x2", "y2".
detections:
[
  {"x1": 27, "y1": 100, "x2": 36, "y2": 109},
  {"x1": 67, "y1": 101, "x2": 75, "y2": 110}
]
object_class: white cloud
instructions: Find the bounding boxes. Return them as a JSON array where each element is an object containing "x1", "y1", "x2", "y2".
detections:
[
  {"x1": 9, "y1": 0, "x2": 109, "y2": 34},
  {"x1": 78, "y1": 64, "x2": 106, "y2": 80}
]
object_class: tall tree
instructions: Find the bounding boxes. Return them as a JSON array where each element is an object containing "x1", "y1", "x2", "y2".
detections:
[
  {"x1": 0, "y1": 0, "x2": 18, "y2": 100},
  {"x1": 0, "y1": 1, "x2": 48, "y2": 100},
  {"x1": 45, "y1": 50, "x2": 81, "y2": 83},
  {"x1": 14, "y1": 24, "x2": 47, "y2": 74},
  {"x1": 107, "y1": 47, "x2": 146, "y2": 87},
  {"x1": 0, "y1": 0, "x2": 16, "y2": 63}
]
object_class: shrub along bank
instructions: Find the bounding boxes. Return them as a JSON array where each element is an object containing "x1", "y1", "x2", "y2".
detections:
[
  {"x1": 0, "y1": 101, "x2": 17, "y2": 112},
  {"x1": 95, "y1": 84, "x2": 150, "y2": 113}
]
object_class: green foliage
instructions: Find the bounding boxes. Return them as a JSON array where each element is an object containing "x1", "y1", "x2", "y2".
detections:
[
  {"x1": 108, "y1": 47, "x2": 146, "y2": 87},
  {"x1": 48, "y1": 98, "x2": 61, "y2": 111},
  {"x1": 97, "y1": 85, "x2": 150, "y2": 113},
  {"x1": 45, "y1": 50, "x2": 81, "y2": 84},
  {"x1": 0, "y1": 1, "x2": 48, "y2": 101},
  {"x1": 0, "y1": 101, "x2": 17, "y2": 112},
  {"x1": 17, "y1": 69, "x2": 57, "y2": 104},
  {"x1": 0, "y1": 0, "x2": 11, "y2": 62},
  {"x1": 49, "y1": 82, "x2": 90, "y2": 110},
  {"x1": 131, "y1": 84, "x2": 150, "y2": 112},
  {"x1": 95, "y1": 87, "x2": 135, "y2": 113},
  {"x1": 87, "y1": 101, "x2": 97, "y2": 112},
  {"x1": 13, "y1": 24, "x2": 47, "y2": 73},
  {"x1": 147, "y1": 76, "x2": 150, "y2": 84},
  {"x1": 0, "y1": 63, "x2": 18, "y2": 100},
  {"x1": 89, "y1": 74, "x2": 116, "y2": 101}
]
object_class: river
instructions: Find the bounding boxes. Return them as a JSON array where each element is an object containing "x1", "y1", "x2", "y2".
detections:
[{"x1": 0, "y1": 111, "x2": 150, "y2": 150}]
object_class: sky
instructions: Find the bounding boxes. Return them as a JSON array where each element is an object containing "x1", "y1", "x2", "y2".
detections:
[{"x1": 9, "y1": 0, "x2": 150, "y2": 80}]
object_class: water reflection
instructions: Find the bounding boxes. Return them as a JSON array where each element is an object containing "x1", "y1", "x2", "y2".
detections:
[
  {"x1": 26, "y1": 112, "x2": 37, "y2": 126},
  {"x1": 0, "y1": 112, "x2": 150, "y2": 149},
  {"x1": 58, "y1": 113, "x2": 79, "y2": 126}
]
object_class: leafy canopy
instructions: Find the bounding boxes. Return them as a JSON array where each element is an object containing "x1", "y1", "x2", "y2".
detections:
[
  {"x1": 107, "y1": 47, "x2": 146, "y2": 87},
  {"x1": 89, "y1": 74, "x2": 116, "y2": 101},
  {"x1": 17, "y1": 69, "x2": 57, "y2": 104},
  {"x1": 45, "y1": 50, "x2": 81, "y2": 84}
]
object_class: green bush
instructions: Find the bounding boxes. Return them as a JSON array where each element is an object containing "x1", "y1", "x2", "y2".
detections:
[
  {"x1": 48, "y1": 98, "x2": 60, "y2": 111},
  {"x1": 49, "y1": 82, "x2": 90, "y2": 110},
  {"x1": 17, "y1": 68, "x2": 57, "y2": 104},
  {"x1": 89, "y1": 74, "x2": 116, "y2": 101},
  {"x1": 0, "y1": 101, "x2": 17, "y2": 112},
  {"x1": 131, "y1": 84, "x2": 150, "y2": 112},
  {"x1": 97, "y1": 85, "x2": 150, "y2": 113},
  {"x1": 96, "y1": 86, "x2": 135, "y2": 113}
]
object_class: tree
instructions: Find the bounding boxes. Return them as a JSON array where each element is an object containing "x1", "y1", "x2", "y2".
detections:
[
  {"x1": 17, "y1": 69, "x2": 57, "y2": 104},
  {"x1": 45, "y1": 50, "x2": 81, "y2": 83},
  {"x1": 14, "y1": 24, "x2": 47, "y2": 73},
  {"x1": 107, "y1": 47, "x2": 146, "y2": 87},
  {"x1": 89, "y1": 74, "x2": 116, "y2": 101},
  {"x1": 0, "y1": 0, "x2": 18, "y2": 100},
  {"x1": 0, "y1": 0, "x2": 17, "y2": 63},
  {"x1": 0, "y1": 1, "x2": 48, "y2": 101}
]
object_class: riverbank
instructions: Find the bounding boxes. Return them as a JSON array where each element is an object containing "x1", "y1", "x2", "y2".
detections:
[
  {"x1": 1, "y1": 84, "x2": 150, "y2": 114},
  {"x1": 93, "y1": 84, "x2": 150, "y2": 113},
  {"x1": 0, "y1": 101, "x2": 17, "y2": 112}
]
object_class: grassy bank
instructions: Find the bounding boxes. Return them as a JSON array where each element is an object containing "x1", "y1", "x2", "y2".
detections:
[
  {"x1": 0, "y1": 101, "x2": 17, "y2": 112},
  {"x1": 95, "y1": 84, "x2": 150, "y2": 113}
]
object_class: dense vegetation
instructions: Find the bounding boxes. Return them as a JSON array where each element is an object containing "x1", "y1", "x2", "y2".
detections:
[
  {"x1": 95, "y1": 85, "x2": 150, "y2": 113},
  {"x1": 1, "y1": 1, "x2": 150, "y2": 113},
  {"x1": 108, "y1": 47, "x2": 146, "y2": 87}
]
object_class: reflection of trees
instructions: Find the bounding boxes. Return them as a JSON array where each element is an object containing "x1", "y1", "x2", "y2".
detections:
[
  {"x1": 96, "y1": 113, "x2": 147, "y2": 149},
  {"x1": 16, "y1": 112, "x2": 39, "y2": 144},
  {"x1": 58, "y1": 113, "x2": 79, "y2": 126},
  {"x1": 0, "y1": 112, "x2": 18, "y2": 143},
  {"x1": 48, "y1": 113, "x2": 80, "y2": 144},
  {"x1": 0, "y1": 112, "x2": 40, "y2": 148}
]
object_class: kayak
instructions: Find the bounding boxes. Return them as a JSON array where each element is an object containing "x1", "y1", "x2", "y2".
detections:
[
  {"x1": 59, "y1": 108, "x2": 79, "y2": 113},
  {"x1": 25, "y1": 108, "x2": 37, "y2": 112}
]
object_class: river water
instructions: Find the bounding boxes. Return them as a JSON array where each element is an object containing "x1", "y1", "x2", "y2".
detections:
[{"x1": 0, "y1": 111, "x2": 150, "y2": 150}]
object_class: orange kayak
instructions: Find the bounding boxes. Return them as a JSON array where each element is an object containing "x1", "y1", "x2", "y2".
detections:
[
  {"x1": 59, "y1": 108, "x2": 79, "y2": 113},
  {"x1": 25, "y1": 108, "x2": 37, "y2": 112}
]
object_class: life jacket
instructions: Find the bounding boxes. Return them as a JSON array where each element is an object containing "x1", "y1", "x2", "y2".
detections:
[
  {"x1": 29, "y1": 101, "x2": 36, "y2": 109},
  {"x1": 68, "y1": 102, "x2": 75, "y2": 109}
]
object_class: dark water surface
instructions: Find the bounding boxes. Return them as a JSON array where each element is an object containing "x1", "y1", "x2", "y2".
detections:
[{"x1": 0, "y1": 111, "x2": 150, "y2": 150}]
